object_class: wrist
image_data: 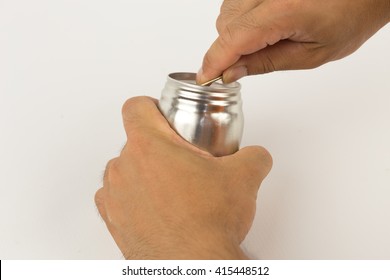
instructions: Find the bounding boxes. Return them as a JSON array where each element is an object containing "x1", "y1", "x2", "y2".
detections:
[
  {"x1": 170, "y1": 233, "x2": 249, "y2": 260},
  {"x1": 121, "y1": 231, "x2": 249, "y2": 260}
]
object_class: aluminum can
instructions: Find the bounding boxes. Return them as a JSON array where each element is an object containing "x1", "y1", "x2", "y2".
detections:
[{"x1": 158, "y1": 72, "x2": 243, "y2": 156}]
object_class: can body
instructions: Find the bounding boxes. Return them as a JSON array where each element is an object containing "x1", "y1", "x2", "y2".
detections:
[{"x1": 158, "y1": 72, "x2": 243, "y2": 156}]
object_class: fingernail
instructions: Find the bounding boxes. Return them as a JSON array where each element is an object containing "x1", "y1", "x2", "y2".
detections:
[{"x1": 225, "y1": 66, "x2": 248, "y2": 83}]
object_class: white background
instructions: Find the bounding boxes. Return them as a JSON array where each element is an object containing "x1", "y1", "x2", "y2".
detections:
[{"x1": 0, "y1": 0, "x2": 389, "y2": 259}]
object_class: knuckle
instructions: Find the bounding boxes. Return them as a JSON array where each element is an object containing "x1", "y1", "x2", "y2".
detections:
[
  {"x1": 252, "y1": 146, "x2": 273, "y2": 172},
  {"x1": 261, "y1": 53, "x2": 277, "y2": 73},
  {"x1": 216, "y1": 14, "x2": 226, "y2": 34},
  {"x1": 219, "y1": 16, "x2": 253, "y2": 51},
  {"x1": 300, "y1": 44, "x2": 331, "y2": 69},
  {"x1": 94, "y1": 188, "x2": 106, "y2": 209},
  {"x1": 121, "y1": 97, "x2": 136, "y2": 117},
  {"x1": 257, "y1": 146, "x2": 273, "y2": 166},
  {"x1": 220, "y1": 0, "x2": 243, "y2": 18},
  {"x1": 105, "y1": 158, "x2": 119, "y2": 172},
  {"x1": 121, "y1": 96, "x2": 151, "y2": 123},
  {"x1": 121, "y1": 97, "x2": 137, "y2": 117},
  {"x1": 217, "y1": 1, "x2": 241, "y2": 33},
  {"x1": 220, "y1": 23, "x2": 235, "y2": 48},
  {"x1": 247, "y1": 51, "x2": 277, "y2": 75},
  {"x1": 103, "y1": 157, "x2": 121, "y2": 185},
  {"x1": 238, "y1": 12, "x2": 259, "y2": 30}
]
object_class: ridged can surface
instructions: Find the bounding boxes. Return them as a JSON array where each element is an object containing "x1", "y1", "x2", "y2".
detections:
[{"x1": 158, "y1": 72, "x2": 243, "y2": 156}]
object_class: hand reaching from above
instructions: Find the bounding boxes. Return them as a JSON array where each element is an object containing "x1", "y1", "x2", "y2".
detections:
[{"x1": 197, "y1": 0, "x2": 390, "y2": 84}]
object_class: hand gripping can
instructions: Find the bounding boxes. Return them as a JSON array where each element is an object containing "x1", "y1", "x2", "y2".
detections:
[{"x1": 158, "y1": 72, "x2": 243, "y2": 156}]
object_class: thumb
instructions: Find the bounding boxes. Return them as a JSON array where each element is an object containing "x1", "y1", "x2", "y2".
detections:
[
  {"x1": 223, "y1": 40, "x2": 326, "y2": 82},
  {"x1": 227, "y1": 145, "x2": 273, "y2": 194}
]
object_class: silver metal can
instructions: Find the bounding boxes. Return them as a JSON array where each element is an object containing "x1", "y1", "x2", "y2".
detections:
[{"x1": 158, "y1": 72, "x2": 243, "y2": 156}]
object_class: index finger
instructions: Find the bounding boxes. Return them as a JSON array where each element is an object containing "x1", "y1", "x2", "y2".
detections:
[{"x1": 197, "y1": 3, "x2": 292, "y2": 84}]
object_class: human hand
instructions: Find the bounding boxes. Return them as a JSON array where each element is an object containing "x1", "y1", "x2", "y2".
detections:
[
  {"x1": 197, "y1": 0, "x2": 390, "y2": 84},
  {"x1": 94, "y1": 97, "x2": 272, "y2": 259}
]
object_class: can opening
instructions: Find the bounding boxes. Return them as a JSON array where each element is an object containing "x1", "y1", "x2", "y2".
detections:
[{"x1": 168, "y1": 72, "x2": 240, "y2": 90}]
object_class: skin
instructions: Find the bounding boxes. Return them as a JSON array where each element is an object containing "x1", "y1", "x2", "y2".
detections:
[
  {"x1": 197, "y1": 0, "x2": 390, "y2": 84},
  {"x1": 95, "y1": 97, "x2": 272, "y2": 259},
  {"x1": 96, "y1": 1, "x2": 389, "y2": 259}
]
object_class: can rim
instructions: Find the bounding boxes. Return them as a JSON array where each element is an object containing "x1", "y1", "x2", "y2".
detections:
[{"x1": 167, "y1": 72, "x2": 241, "y2": 93}]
